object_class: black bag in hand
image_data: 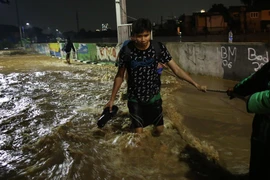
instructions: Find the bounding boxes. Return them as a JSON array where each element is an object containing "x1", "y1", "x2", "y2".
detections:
[{"x1": 97, "y1": 105, "x2": 118, "y2": 128}]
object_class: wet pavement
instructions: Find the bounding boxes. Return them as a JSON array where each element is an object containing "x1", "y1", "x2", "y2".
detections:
[{"x1": 167, "y1": 75, "x2": 253, "y2": 174}]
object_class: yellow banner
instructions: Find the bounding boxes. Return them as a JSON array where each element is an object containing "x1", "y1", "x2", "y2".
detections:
[{"x1": 49, "y1": 43, "x2": 60, "y2": 52}]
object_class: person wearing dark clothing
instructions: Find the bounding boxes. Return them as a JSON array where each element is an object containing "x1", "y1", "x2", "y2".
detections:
[
  {"x1": 227, "y1": 62, "x2": 270, "y2": 180},
  {"x1": 62, "y1": 37, "x2": 75, "y2": 64},
  {"x1": 105, "y1": 18, "x2": 206, "y2": 136}
]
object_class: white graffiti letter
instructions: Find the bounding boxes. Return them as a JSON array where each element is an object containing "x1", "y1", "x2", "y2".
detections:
[
  {"x1": 248, "y1": 48, "x2": 257, "y2": 61},
  {"x1": 221, "y1": 46, "x2": 227, "y2": 59},
  {"x1": 228, "y1": 47, "x2": 237, "y2": 61},
  {"x1": 264, "y1": 52, "x2": 269, "y2": 63}
]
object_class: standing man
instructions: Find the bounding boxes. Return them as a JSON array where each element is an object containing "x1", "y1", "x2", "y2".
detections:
[
  {"x1": 62, "y1": 37, "x2": 75, "y2": 64},
  {"x1": 227, "y1": 62, "x2": 270, "y2": 180},
  {"x1": 105, "y1": 18, "x2": 207, "y2": 136}
]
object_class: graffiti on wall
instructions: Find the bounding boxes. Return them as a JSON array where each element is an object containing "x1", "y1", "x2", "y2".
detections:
[
  {"x1": 247, "y1": 48, "x2": 269, "y2": 71},
  {"x1": 33, "y1": 44, "x2": 50, "y2": 55},
  {"x1": 219, "y1": 46, "x2": 237, "y2": 69},
  {"x1": 218, "y1": 46, "x2": 269, "y2": 72},
  {"x1": 77, "y1": 44, "x2": 88, "y2": 54},
  {"x1": 49, "y1": 43, "x2": 61, "y2": 58},
  {"x1": 72, "y1": 43, "x2": 97, "y2": 61},
  {"x1": 96, "y1": 45, "x2": 118, "y2": 61},
  {"x1": 184, "y1": 44, "x2": 206, "y2": 65}
]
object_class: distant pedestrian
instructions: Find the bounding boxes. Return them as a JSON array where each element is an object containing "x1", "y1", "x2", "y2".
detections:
[
  {"x1": 176, "y1": 20, "x2": 181, "y2": 42},
  {"x1": 62, "y1": 37, "x2": 75, "y2": 64}
]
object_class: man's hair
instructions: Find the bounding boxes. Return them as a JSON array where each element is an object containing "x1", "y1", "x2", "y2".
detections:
[{"x1": 132, "y1": 18, "x2": 152, "y2": 35}]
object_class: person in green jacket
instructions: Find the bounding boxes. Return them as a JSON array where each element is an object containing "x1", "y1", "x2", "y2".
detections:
[{"x1": 227, "y1": 62, "x2": 270, "y2": 180}]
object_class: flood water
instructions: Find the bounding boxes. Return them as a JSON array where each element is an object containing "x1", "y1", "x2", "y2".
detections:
[{"x1": 0, "y1": 54, "x2": 251, "y2": 180}]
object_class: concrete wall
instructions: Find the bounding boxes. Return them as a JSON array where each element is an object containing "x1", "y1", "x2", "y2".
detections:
[
  {"x1": 165, "y1": 42, "x2": 269, "y2": 80},
  {"x1": 28, "y1": 42, "x2": 269, "y2": 81},
  {"x1": 30, "y1": 43, "x2": 119, "y2": 63}
]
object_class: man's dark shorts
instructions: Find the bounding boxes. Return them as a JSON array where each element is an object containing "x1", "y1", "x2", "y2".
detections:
[
  {"x1": 128, "y1": 99, "x2": 163, "y2": 129},
  {"x1": 66, "y1": 51, "x2": 71, "y2": 59}
]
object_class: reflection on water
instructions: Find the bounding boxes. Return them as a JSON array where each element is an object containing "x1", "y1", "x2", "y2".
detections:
[{"x1": 0, "y1": 55, "x2": 249, "y2": 180}]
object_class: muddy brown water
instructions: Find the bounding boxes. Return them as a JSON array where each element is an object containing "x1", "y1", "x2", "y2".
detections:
[
  {"x1": 170, "y1": 76, "x2": 252, "y2": 173},
  {"x1": 0, "y1": 54, "x2": 251, "y2": 180}
]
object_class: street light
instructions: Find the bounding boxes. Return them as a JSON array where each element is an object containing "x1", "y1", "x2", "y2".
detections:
[
  {"x1": 55, "y1": 29, "x2": 63, "y2": 42},
  {"x1": 22, "y1": 23, "x2": 31, "y2": 38}
]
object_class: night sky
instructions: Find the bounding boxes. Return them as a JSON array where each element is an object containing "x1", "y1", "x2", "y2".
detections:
[{"x1": 0, "y1": 0, "x2": 242, "y2": 32}]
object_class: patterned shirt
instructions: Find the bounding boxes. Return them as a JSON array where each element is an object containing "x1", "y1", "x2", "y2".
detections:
[{"x1": 118, "y1": 41, "x2": 172, "y2": 103}]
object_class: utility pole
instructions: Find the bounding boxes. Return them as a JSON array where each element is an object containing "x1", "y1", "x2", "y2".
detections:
[
  {"x1": 115, "y1": 0, "x2": 129, "y2": 44},
  {"x1": 120, "y1": 0, "x2": 127, "y2": 25},
  {"x1": 15, "y1": 0, "x2": 23, "y2": 48},
  {"x1": 115, "y1": 0, "x2": 121, "y2": 34}
]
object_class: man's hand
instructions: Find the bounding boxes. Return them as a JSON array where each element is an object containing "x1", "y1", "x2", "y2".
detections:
[
  {"x1": 105, "y1": 100, "x2": 114, "y2": 112},
  {"x1": 226, "y1": 88, "x2": 235, "y2": 99},
  {"x1": 196, "y1": 84, "x2": 207, "y2": 92}
]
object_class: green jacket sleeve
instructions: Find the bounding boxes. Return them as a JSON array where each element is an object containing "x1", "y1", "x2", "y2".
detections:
[
  {"x1": 234, "y1": 62, "x2": 270, "y2": 97},
  {"x1": 247, "y1": 90, "x2": 270, "y2": 114}
]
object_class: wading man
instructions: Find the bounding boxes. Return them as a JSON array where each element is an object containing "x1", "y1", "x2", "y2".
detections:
[{"x1": 105, "y1": 18, "x2": 207, "y2": 136}]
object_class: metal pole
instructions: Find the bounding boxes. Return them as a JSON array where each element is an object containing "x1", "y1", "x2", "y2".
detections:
[
  {"x1": 120, "y1": 0, "x2": 128, "y2": 43},
  {"x1": 15, "y1": 0, "x2": 23, "y2": 48},
  {"x1": 115, "y1": 0, "x2": 121, "y2": 44},
  {"x1": 115, "y1": 0, "x2": 128, "y2": 44},
  {"x1": 120, "y1": 0, "x2": 127, "y2": 24}
]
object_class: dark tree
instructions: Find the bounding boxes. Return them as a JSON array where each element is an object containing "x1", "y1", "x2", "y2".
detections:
[
  {"x1": 208, "y1": 4, "x2": 231, "y2": 22},
  {"x1": 0, "y1": 0, "x2": 9, "y2": 4},
  {"x1": 240, "y1": 0, "x2": 270, "y2": 7}
]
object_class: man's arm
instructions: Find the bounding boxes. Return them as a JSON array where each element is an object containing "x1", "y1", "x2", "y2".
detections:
[
  {"x1": 247, "y1": 90, "x2": 270, "y2": 114},
  {"x1": 233, "y1": 62, "x2": 270, "y2": 97},
  {"x1": 177, "y1": 27, "x2": 181, "y2": 35},
  {"x1": 71, "y1": 43, "x2": 75, "y2": 52},
  {"x1": 106, "y1": 67, "x2": 126, "y2": 111},
  {"x1": 167, "y1": 59, "x2": 206, "y2": 91}
]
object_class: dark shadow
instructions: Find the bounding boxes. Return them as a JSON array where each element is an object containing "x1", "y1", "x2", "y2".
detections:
[
  {"x1": 0, "y1": 165, "x2": 28, "y2": 180},
  {"x1": 180, "y1": 145, "x2": 249, "y2": 180}
]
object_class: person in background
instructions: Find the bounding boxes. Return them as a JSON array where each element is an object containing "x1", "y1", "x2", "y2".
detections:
[
  {"x1": 227, "y1": 62, "x2": 270, "y2": 180},
  {"x1": 105, "y1": 18, "x2": 207, "y2": 136},
  {"x1": 176, "y1": 20, "x2": 181, "y2": 42},
  {"x1": 62, "y1": 37, "x2": 75, "y2": 64}
]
